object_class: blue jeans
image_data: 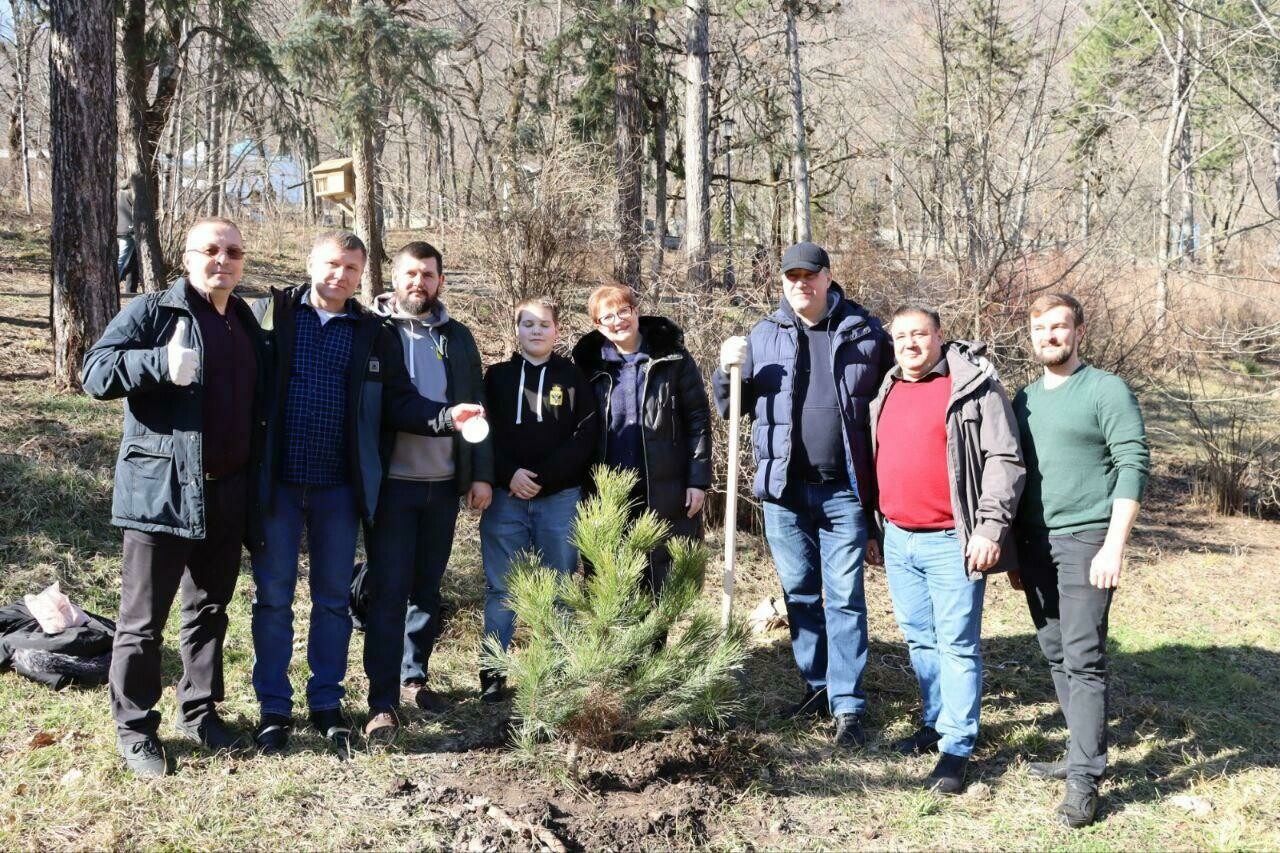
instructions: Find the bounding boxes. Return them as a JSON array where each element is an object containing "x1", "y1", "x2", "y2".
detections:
[
  {"x1": 360, "y1": 479, "x2": 459, "y2": 702},
  {"x1": 251, "y1": 482, "x2": 360, "y2": 716},
  {"x1": 479, "y1": 487, "x2": 581, "y2": 651},
  {"x1": 883, "y1": 520, "x2": 986, "y2": 758},
  {"x1": 762, "y1": 482, "x2": 869, "y2": 717}
]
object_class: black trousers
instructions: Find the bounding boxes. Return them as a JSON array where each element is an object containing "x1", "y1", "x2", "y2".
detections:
[
  {"x1": 1017, "y1": 526, "x2": 1114, "y2": 785},
  {"x1": 110, "y1": 471, "x2": 246, "y2": 742}
]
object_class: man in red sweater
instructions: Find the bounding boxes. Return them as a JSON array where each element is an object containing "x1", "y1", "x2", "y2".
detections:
[{"x1": 869, "y1": 305, "x2": 1025, "y2": 794}]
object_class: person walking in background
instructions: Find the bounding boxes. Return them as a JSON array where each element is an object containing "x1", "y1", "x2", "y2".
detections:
[
  {"x1": 478, "y1": 297, "x2": 596, "y2": 701},
  {"x1": 571, "y1": 284, "x2": 712, "y2": 594},
  {"x1": 1012, "y1": 292, "x2": 1149, "y2": 828},
  {"x1": 116, "y1": 183, "x2": 138, "y2": 293},
  {"x1": 870, "y1": 305, "x2": 1024, "y2": 794},
  {"x1": 361, "y1": 240, "x2": 493, "y2": 741},
  {"x1": 83, "y1": 217, "x2": 267, "y2": 776},
  {"x1": 715, "y1": 241, "x2": 893, "y2": 749},
  {"x1": 249, "y1": 231, "x2": 483, "y2": 758}
]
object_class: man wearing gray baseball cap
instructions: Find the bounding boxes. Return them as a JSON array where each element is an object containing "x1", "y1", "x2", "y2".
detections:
[{"x1": 713, "y1": 242, "x2": 893, "y2": 748}]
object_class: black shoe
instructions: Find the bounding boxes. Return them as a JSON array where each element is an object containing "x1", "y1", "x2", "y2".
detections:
[
  {"x1": 117, "y1": 735, "x2": 169, "y2": 777},
  {"x1": 176, "y1": 714, "x2": 248, "y2": 751},
  {"x1": 833, "y1": 713, "x2": 867, "y2": 748},
  {"x1": 1028, "y1": 759, "x2": 1069, "y2": 781},
  {"x1": 254, "y1": 713, "x2": 293, "y2": 755},
  {"x1": 925, "y1": 752, "x2": 968, "y2": 795},
  {"x1": 1057, "y1": 779, "x2": 1099, "y2": 828},
  {"x1": 786, "y1": 687, "x2": 830, "y2": 719},
  {"x1": 310, "y1": 708, "x2": 353, "y2": 760},
  {"x1": 479, "y1": 669, "x2": 508, "y2": 705},
  {"x1": 891, "y1": 725, "x2": 941, "y2": 756}
]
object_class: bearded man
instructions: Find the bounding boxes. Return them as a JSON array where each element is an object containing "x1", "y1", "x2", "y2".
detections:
[{"x1": 1011, "y1": 292, "x2": 1150, "y2": 828}]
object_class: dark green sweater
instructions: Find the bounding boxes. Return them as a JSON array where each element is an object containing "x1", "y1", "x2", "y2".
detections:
[{"x1": 1013, "y1": 364, "x2": 1149, "y2": 534}]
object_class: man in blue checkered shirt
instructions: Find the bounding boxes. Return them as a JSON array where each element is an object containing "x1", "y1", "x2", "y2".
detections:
[{"x1": 249, "y1": 231, "x2": 485, "y2": 758}]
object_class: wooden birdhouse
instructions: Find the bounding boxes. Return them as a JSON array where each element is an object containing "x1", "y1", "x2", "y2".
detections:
[{"x1": 310, "y1": 157, "x2": 355, "y2": 216}]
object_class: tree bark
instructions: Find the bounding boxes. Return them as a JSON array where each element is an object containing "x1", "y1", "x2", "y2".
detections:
[
  {"x1": 121, "y1": 0, "x2": 178, "y2": 291},
  {"x1": 50, "y1": 0, "x2": 118, "y2": 391},
  {"x1": 354, "y1": 126, "x2": 384, "y2": 302},
  {"x1": 11, "y1": 0, "x2": 35, "y2": 215},
  {"x1": 650, "y1": 92, "x2": 668, "y2": 280},
  {"x1": 613, "y1": 0, "x2": 644, "y2": 289},
  {"x1": 683, "y1": 0, "x2": 711, "y2": 288},
  {"x1": 784, "y1": 3, "x2": 811, "y2": 244},
  {"x1": 205, "y1": 22, "x2": 226, "y2": 218}
]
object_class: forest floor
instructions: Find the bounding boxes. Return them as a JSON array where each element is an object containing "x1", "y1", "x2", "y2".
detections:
[{"x1": 1, "y1": 226, "x2": 1279, "y2": 850}]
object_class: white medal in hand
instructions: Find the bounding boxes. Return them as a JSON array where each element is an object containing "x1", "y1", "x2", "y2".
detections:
[{"x1": 166, "y1": 317, "x2": 199, "y2": 386}]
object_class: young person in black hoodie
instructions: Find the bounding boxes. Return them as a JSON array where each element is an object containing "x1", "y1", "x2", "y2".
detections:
[{"x1": 478, "y1": 297, "x2": 597, "y2": 701}]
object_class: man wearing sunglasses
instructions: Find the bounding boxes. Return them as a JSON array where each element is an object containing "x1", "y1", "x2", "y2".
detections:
[{"x1": 84, "y1": 218, "x2": 270, "y2": 776}]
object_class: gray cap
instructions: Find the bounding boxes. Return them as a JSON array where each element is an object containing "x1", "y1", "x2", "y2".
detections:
[{"x1": 780, "y1": 242, "x2": 830, "y2": 273}]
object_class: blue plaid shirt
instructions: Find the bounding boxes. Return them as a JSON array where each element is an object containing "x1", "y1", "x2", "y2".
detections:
[{"x1": 282, "y1": 291, "x2": 356, "y2": 485}]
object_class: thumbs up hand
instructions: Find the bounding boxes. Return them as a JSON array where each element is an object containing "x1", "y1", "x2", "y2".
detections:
[{"x1": 166, "y1": 317, "x2": 199, "y2": 386}]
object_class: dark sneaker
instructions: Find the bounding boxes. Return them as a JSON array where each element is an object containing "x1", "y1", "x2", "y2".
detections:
[
  {"x1": 834, "y1": 713, "x2": 867, "y2": 748},
  {"x1": 310, "y1": 708, "x2": 353, "y2": 760},
  {"x1": 786, "y1": 686, "x2": 830, "y2": 719},
  {"x1": 1057, "y1": 779, "x2": 1099, "y2": 828},
  {"x1": 479, "y1": 669, "x2": 508, "y2": 705},
  {"x1": 118, "y1": 735, "x2": 169, "y2": 777},
  {"x1": 253, "y1": 713, "x2": 293, "y2": 755},
  {"x1": 401, "y1": 683, "x2": 451, "y2": 714},
  {"x1": 925, "y1": 752, "x2": 969, "y2": 795},
  {"x1": 176, "y1": 714, "x2": 248, "y2": 751},
  {"x1": 891, "y1": 725, "x2": 941, "y2": 756},
  {"x1": 1028, "y1": 759, "x2": 1069, "y2": 781},
  {"x1": 363, "y1": 709, "x2": 399, "y2": 744}
]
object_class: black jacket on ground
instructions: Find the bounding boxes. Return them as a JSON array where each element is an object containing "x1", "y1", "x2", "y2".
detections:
[
  {"x1": 82, "y1": 278, "x2": 271, "y2": 545},
  {"x1": 0, "y1": 601, "x2": 116, "y2": 689},
  {"x1": 571, "y1": 316, "x2": 713, "y2": 523},
  {"x1": 253, "y1": 284, "x2": 456, "y2": 527},
  {"x1": 484, "y1": 352, "x2": 598, "y2": 495}
]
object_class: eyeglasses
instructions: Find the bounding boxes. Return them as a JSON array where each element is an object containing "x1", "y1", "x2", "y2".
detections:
[
  {"x1": 187, "y1": 245, "x2": 246, "y2": 261},
  {"x1": 596, "y1": 306, "x2": 635, "y2": 326}
]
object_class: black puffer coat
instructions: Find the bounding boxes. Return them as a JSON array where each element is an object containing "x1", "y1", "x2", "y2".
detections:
[{"x1": 571, "y1": 316, "x2": 713, "y2": 525}]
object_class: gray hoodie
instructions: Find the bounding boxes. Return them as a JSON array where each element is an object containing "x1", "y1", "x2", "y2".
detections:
[
  {"x1": 373, "y1": 292, "x2": 455, "y2": 482},
  {"x1": 870, "y1": 341, "x2": 1025, "y2": 579}
]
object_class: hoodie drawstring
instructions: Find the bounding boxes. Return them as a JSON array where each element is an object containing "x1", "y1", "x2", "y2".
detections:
[{"x1": 515, "y1": 361, "x2": 548, "y2": 425}]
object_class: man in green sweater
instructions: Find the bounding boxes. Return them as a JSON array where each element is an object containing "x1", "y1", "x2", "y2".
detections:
[{"x1": 1011, "y1": 292, "x2": 1149, "y2": 829}]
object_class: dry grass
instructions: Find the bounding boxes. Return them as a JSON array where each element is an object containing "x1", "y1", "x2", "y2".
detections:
[{"x1": 2, "y1": 224, "x2": 1280, "y2": 850}]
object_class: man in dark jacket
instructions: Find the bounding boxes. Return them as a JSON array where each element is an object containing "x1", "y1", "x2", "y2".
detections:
[
  {"x1": 572, "y1": 284, "x2": 713, "y2": 593},
  {"x1": 361, "y1": 240, "x2": 494, "y2": 737},
  {"x1": 869, "y1": 305, "x2": 1024, "y2": 794},
  {"x1": 249, "y1": 231, "x2": 483, "y2": 757},
  {"x1": 83, "y1": 217, "x2": 268, "y2": 776},
  {"x1": 714, "y1": 242, "x2": 893, "y2": 748}
]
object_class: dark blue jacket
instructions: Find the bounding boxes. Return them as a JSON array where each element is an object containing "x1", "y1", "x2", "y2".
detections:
[
  {"x1": 82, "y1": 278, "x2": 271, "y2": 543},
  {"x1": 254, "y1": 284, "x2": 456, "y2": 527},
  {"x1": 712, "y1": 284, "x2": 893, "y2": 509}
]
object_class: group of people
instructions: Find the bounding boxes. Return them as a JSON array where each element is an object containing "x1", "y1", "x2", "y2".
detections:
[{"x1": 83, "y1": 220, "x2": 1147, "y2": 830}]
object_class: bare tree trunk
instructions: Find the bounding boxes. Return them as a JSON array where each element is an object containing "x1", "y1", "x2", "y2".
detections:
[
  {"x1": 650, "y1": 92, "x2": 668, "y2": 280},
  {"x1": 205, "y1": 25, "x2": 225, "y2": 218},
  {"x1": 1176, "y1": 18, "x2": 1196, "y2": 265},
  {"x1": 613, "y1": 0, "x2": 644, "y2": 289},
  {"x1": 11, "y1": 0, "x2": 34, "y2": 215},
  {"x1": 784, "y1": 3, "x2": 811, "y2": 244},
  {"x1": 683, "y1": 0, "x2": 711, "y2": 288},
  {"x1": 1079, "y1": 172, "x2": 1091, "y2": 242},
  {"x1": 121, "y1": 0, "x2": 175, "y2": 290},
  {"x1": 354, "y1": 127, "x2": 384, "y2": 302},
  {"x1": 50, "y1": 0, "x2": 118, "y2": 391}
]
